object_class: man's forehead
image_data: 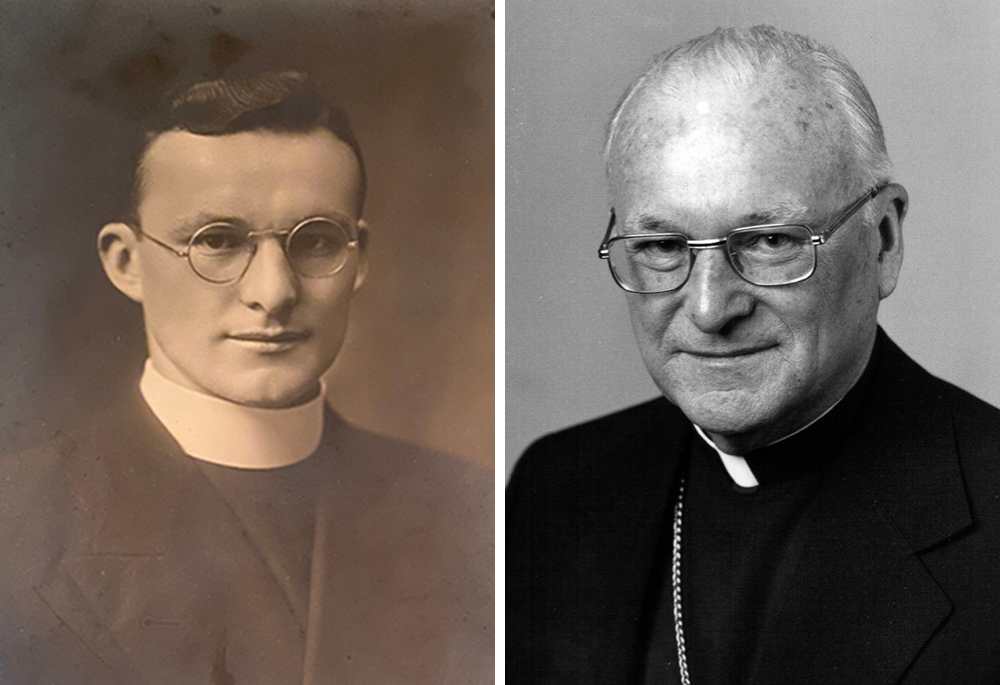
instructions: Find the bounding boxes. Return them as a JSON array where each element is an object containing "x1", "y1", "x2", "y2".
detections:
[
  {"x1": 142, "y1": 128, "x2": 357, "y2": 170},
  {"x1": 609, "y1": 71, "x2": 853, "y2": 209},
  {"x1": 616, "y1": 68, "x2": 843, "y2": 155},
  {"x1": 136, "y1": 128, "x2": 364, "y2": 220}
]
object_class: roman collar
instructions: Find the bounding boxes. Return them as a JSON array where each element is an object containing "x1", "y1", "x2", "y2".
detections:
[{"x1": 139, "y1": 359, "x2": 325, "y2": 469}]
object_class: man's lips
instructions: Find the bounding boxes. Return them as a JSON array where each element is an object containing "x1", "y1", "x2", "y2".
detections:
[
  {"x1": 680, "y1": 344, "x2": 776, "y2": 358},
  {"x1": 227, "y1": 330, "x2": 311, "y2": 344}
]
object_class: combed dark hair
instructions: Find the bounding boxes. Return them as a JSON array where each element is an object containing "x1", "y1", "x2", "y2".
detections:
[{"x1": 126, "y1": 70, "x2": 365, "y2": 221}]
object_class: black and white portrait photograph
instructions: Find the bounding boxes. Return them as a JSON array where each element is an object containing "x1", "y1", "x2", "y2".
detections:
[
  {"x1": 507, "y1": 1, "x2": 1000, "y2": 682},
  {"x1": 0, "y1": 1, "x2": 494, "y2": 682}
]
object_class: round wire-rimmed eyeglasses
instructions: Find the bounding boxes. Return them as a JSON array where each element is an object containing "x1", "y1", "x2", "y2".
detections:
[
  {"x1": 135, "y1": 214, "x2": 362, "y2": 285},
  {"x1": 598, "y1": 185, "x2": 888, "y2": 294}
]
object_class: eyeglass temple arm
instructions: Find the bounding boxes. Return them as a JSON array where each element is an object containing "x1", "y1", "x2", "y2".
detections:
[
  {"x1": 598, "y1": 210, "x2": 616, "y2": 259},
  {"x1": 135, "y1": 227, "x2": 189, "y2": 258},
  {"x1": 814, "y1": 185, "x2": 885, "y2": 245}
]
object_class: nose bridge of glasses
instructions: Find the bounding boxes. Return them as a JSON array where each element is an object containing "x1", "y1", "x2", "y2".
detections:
[
  {"x1": 246, "y1": 231, "x2": 295, "y2": 270},
  {"x1": 680, "y1": 237, "x2": 755, "y2": 330},
  {"x1": 687, "y1": 238, "x2": 741, "y2": 282},
  {"x1": 687, "y1": 236, "x2": 740, "y2": 282},
  {"x1": 686, "y1": 236, "x2": 730, "y2": 251},
  {"x1": 237, "y1": 233, "x2": 299, "y2": 296},
  {"x1": 245, "y1": 228, "x2": 294, "y2": 250},
  {"x1": 235, "y1": 230, "x2": 302, "y2": 282}
]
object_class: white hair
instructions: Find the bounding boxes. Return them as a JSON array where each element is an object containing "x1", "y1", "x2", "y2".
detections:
[{"x1": 605, "y1": 25, "x2": 893, "y2": 224}]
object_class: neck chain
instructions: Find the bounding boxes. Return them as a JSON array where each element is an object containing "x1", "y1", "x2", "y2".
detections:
[{"x1": 672, "y1": 478, "x2": 691, "y2": 685}]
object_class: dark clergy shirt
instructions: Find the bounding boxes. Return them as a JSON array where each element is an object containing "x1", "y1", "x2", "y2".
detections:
[
  {"x1": 199, "y1": 459, "x2": 323, "y2": 636},
  {"x1": 643, "y1": 345, "x2": 877, "y2": 684}
]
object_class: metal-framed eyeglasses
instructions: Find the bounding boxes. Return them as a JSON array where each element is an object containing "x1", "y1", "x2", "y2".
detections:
[
  {"x1": 598, "y1": 185, "x2": 886, "y2": 294},
  {"x1": 136, "y1": 214, "x2": 362, "y2": 284}
]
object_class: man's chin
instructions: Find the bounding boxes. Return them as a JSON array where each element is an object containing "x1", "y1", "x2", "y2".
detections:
[
  {"x1": 671, "y1": 389, "x2": 777, "y2": 440},
  {"x1": 245, "y1": 384, "x2": 323, "y2": 409},
  {"x1": 204, "y1": 373, "x2": 324, "y2": 409}
]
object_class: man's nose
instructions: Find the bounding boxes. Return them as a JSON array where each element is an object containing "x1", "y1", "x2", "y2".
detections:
[
  {"x1": 682, "y1": 247, "x2": 755, "y2": 334},
  {"x1": 238, "y1": 238, "x2": 299, "y2": 317}
]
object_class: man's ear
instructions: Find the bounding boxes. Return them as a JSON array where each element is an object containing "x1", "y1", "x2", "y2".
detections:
[
  {"x1": 98, "y1": 222, "x2": 144, "y2": 303},
  {"x1": 874, "y1": 183, "x2": 907, "y2": 300},
  {"x1": 352, "y1": 219, "x2": 370, "y2": 292}
]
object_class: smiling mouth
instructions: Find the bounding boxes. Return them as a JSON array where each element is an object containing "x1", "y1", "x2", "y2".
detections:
[
  {"x1": 227, "y1": 330, "x2": 311, "y2": 351},
  {"x1": 682, "y1": 345, "x2": 775, "y2": 359}
]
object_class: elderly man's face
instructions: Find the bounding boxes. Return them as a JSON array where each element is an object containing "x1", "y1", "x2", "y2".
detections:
[
  {"x1": 610, "y1": 75, "x2": 901, "y2": 450},
  {"x1": 128, "y1": 129, "x2": 366, "y2": 408}
]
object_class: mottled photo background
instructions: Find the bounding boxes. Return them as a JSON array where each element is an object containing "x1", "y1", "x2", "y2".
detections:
[{"x1": 0, "y1": 0, "x2": 494, "y2": 468}]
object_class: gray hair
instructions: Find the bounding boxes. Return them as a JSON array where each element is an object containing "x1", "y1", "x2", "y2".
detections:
[{"x1": 605, "y1": 25, "x2": 892, "y2": 223}]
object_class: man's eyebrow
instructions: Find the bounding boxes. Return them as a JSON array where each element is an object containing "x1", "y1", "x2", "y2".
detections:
[
  {"x1": 628, "y1": 215, "x2": 687, "y2": 234},
  {"x1": 166, "y1": 214, "x2": 249, "y2": 239},
  {"x1": 735, "y1": 199, "x2": 812, "y2": 227},
  {"x1": 625, "y1": 200, "x2": 812, "y2": 235}
]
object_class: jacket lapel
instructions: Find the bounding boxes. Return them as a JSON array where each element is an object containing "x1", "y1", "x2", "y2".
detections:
[
  {"x1": 35, "y1": 395, "x2": 308, "y2": 683},
  {"x1": 754, "y1": 331, "x2": 971, "y2": 683}
]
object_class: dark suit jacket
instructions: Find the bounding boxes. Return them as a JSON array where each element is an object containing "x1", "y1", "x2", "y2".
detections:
[
  {"x1": 507, "y1": 329, "x2": 1000, "y2": 684},
  {"x1": 0, "y1": 392, "x2": 493, "y2": 684}
]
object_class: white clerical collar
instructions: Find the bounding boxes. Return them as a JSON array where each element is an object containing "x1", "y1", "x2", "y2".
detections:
[
  {"x1": 693, "y1": 396, "x2": 844, "y2": 489},
  {"x1": 139, "y1": 359, "x2": 325, "y2": 470},
  {"x1": 693, "y1": 423, "x2": 760, "y2": 488}
]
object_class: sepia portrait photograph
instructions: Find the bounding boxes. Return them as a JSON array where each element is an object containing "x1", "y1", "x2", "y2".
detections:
[
  {"x1": 507, "y1": 0, "x2": 1000, "y2": 682},
  {"x1": 0, "y1": 0, "x2": 494, "y2": 682}
]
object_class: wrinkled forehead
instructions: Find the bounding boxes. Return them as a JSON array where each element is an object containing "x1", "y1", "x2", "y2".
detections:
[{"x1": 607, "y1": 68, "x2": 856, "y2": 211}]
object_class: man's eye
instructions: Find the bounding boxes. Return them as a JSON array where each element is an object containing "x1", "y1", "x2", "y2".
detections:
[
  {"x1": 291, "y1": 231, "x2": 333, "y2": 254},
  {"x1": 630, "y1": 238, "x2": 686, "y2": 255},
  {"x1": 741, "y1": 231, "x2": 807, "y2": 253},
  {"x1": 289, "y1": 222, "x2": 349, "y2": 258},
  {"x1": 757, "y1": 234, "x2": 790, "y2": 248},
  {"x1": 191, "y1": 228, "x2": 245, "y2": 253}
]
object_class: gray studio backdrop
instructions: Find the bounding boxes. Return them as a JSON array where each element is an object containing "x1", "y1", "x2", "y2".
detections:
[
  {"x1": 507, "y1": 0, "x2": 1000, "y2": 477},
  {"x1": 0, "y1": 0, "x2": 494, "y2": 468}
]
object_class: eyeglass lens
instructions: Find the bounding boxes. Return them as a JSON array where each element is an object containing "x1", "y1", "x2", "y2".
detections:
[
  {"x1": 607, "y1": 225, "x2": 815, "y2": 293},
  {"x1": 188, "y1": 219, "x2": 353, "y2": 283}
]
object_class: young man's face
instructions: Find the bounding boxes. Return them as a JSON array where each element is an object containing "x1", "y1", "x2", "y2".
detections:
[{"x1": 127, "y1": 129, "x2": 366, "y2": 408}]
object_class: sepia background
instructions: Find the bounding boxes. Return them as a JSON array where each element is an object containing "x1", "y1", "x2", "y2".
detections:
[
  {"x1": 507, "y1": 0, "x2": 1000, "y2": 476},
  {"x1": 0, "y1": 0, "x2": 494, "y2": 468}
]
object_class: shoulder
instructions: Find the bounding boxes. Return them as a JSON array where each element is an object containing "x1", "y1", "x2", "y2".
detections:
[
  {"x1": 0, "y1": 391, "x2": 174, "y2": 483},
  {"x1": 324, "y1": 417, "x2": 493, "y2": 637},
  {"x1": 0, "y1": 405, "x2": 129, "y2": 513},
  {"x1": 0, "y1": 394, "x2": 188, "y2": 561},
  {"x1": 0, "y1": 419, "x2": 124, "y2": 601},
  {"x1": 874, "y1": 332, "x2": 1000, "y2": 535},
  {"x1": 510, "y1": 396, "x2": 685, "y2": 488},
  {"x1": 907, "y1": 362, "x2": 1000, "y2": 498},
  {"x1": 322, "y1": 414, "x2": 492, "y2": 542},
  {"x1": 876, "y1": 331, "x2": 1000, "y2": 458},
  {"x1": 0, "y1": 436, "x2": 76, "y2": 543},
  {"x1": 935, "y1": 374, "x2": 1000, "y2": 510},
  {"x1": 330, "y1": 414, "x2": 492, "y2": 504},
  {"x1": 507, "y1": 397, "x2": 688, "y2": 535}
]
